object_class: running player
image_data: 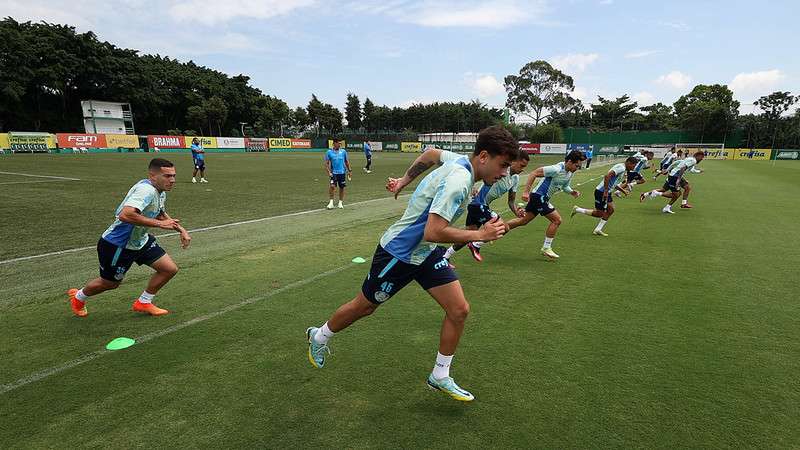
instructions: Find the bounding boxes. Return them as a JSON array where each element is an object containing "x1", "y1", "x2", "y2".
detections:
[
  {"x1": 617, "y1": 150, "x2": 653, "y2": 196},
  {"x1": 363, "y1": 140, "x2": 373, "y2": 173},
  {"x1": 571, "y1": 157, "x2": 637, "y2": 236},
  {"x1": 67, "y1": 158, "x2": 191, "y2": 317},
  {"x1": 190, "y1": 137, "x2": 208, "y2": 183},
  {"x1": 640, "y1": 151, "x2": 705, "y2": 213},
  {"x1": 325, "y1": 139, "x2": 352, "y2": 209},
  {"x1": 653, "y1": 148, "x2": 681, "y2": 180},
  {"x1": 505, "y1": 149, "x2": 585, "y2": 259},
  {"x1": 305, "y1": 126, "x2": 518, "y2": 402}
]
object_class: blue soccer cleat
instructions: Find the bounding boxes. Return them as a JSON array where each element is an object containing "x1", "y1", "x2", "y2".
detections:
[
  {"x1": 306, "y1": 327, "x2": 331, "y2": 368},
  {"x1": 426, "y1": 373, "x2": 475, "y2": 402}
]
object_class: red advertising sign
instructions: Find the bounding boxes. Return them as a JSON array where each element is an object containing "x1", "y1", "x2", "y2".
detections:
[
  {"x1": 520, "y1": 143, "x2": 540, "y2": 154},
  {"x1": 56, "y1": 133, "x2": 107, "y2": 148},
  {"x1": 291, "y1": 139, "x2": 312, "y2": 148},
  {"x1": 147, "y1": 135, "x2": 185, "y2": 149}
]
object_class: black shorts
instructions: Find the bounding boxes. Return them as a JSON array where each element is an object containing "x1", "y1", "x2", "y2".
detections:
[
  {"x1": 361, "y1": 245, "x2": 459, "y2": 305},
  {"x1": 97, "y1": 235, "x2": 166, "y2": 282},
  {"x1": 594, "y1": 189, "x2": 612, "y2": 211},
  {"x1": 525, "y1": 193, "x2": 555, "y2": 216},
  {"x1": 366, "y1": 154, "x2": 372, "y2": 162},
  {"x1": 660, "y1": 161, "x2": 670, "y2": 171},
  {"x1": 663, "y1": 175, "x2": 683, "y2": 192},
  {"x1": 627, "y1": 171, "x2": 644, "y2": 183},
  {"x1": 330, "y1": 173, "x2": 347, "y2": 188},
  {"x1": 465, "y1": 203, "x2": 494, "y2": 227},
  {"x1": 194, "y1": 159, "x2": 205, "y2": 170}
]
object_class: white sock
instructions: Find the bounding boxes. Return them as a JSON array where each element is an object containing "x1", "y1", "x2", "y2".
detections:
[
  {"x1": 75, "y1": 289, "x2": 89, "y2": 301},
  {"x1": 576, "y1": 207, "x2": 591, "y2": 215},
  {"x1": 681, "y1": 199, "x2": 688, "y2": 205},
  {"x1": 139, "y1": 291, "x2": 155, "y2": 304},
  {"x1": 472, "y1": 241, "x2": 484, "y2": 248},
  {"x1": 594, "y1": 219, "x2": 607, "y2": 232},
  {"x1": 314, "y1": 322, "x2": 335, "y2": 345},
  {"x1": 443, "y1": 246, "x2": 456, "y2": 259},
  {"x1": 432, "y1": 352, "x2": 453, "y2": 379},
  {"x1": 543, "y1": 237, "x2": 554, "y2": 248}
]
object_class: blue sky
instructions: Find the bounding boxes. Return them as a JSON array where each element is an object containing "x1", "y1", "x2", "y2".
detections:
[{"x1": 4, "y1": 0, "x2": 798, "y2": 115}]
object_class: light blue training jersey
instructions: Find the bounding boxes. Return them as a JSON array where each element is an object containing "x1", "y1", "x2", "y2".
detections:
[
  {"x1": 532, "y1": 162, "x2": 575, "y2": 198},
  {"x1": 632, "y1": 151, "x2": 648, "y2": 172},
  {"x1": 470, "y1": 173, "x2": 519, "y2": 206},
  {"x1": 668, "y1": 157, "x2": 698, "y2": 178},
  {"x1": 325, "y1": 149, "x2": 348, "y2": 174},
  {"x1": 101, "y1": 179, "x2": 166, "y2": 250},
  {"x1": 380, "y1": 156, "x2": 473, "y2": 265},
  {"x1": 595, "y1": 163, "x2": 627, "y2": 192}
]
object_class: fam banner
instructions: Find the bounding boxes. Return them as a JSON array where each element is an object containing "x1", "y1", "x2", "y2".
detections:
[
  {"x1": 540, "y1": 143, "x2": 567, "y2": 154},
  {"x1": 401, "y1": 142, "x2": 422, "y2": 152},
  {"x1": 185, "y1": 136, "x2": 217, "y2": 148},
  {"x1": 217, "y1": 137, "x2": 245, "y2": 149},
  {"x1": 56, "y1": 133, "x2": 107, "y2": 148},
  {"x1": 148, "y1": 135, "x2": 185, "y2": 149},
  {"x1": 105, "y1": 134, "x2": 140, "y2": 148}
]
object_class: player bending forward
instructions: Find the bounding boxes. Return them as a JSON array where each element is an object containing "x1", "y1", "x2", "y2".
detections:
[
  {"x1": 640, "y1": 151, "x2": 705, "y2": 213},
  {"x1": 571, "y1": 156, "x2": 637, "y2": 236}
]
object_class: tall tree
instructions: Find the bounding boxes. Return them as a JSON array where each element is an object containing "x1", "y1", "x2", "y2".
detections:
[
  {"x1": 362, "y1": 98, "x2": 376, "y2": 131},
  {"x1": 590, "y1": 95, "x2": 638, "y2": 130},
  {"x1": 307, "y1": 94, "x2": 325, "y2": 134},
  {"x1": 202, "y1": 96, "x2": 228, "y2": 136},
  {"x1": 345, "y1": 93, "x2": 362, "y2": 129},
  {"x1": 504, "y1": 60, "x2": 576, "y2": 125},
  {"x1": 185, "y1": 105, "x2": 207, "y2": 135},
  {"x1": 639, "y1": 103, "x2": 675, "y2": 130},
  {"x1": 674, "y1": 84, "x2": 740, "y2": 142}
]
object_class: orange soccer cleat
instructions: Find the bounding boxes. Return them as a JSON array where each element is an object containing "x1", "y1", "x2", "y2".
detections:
[
  {"x1": 67, "y1": 288, "x2": 88, "y2": 317},
  {"x1": 132, "y1": 299, "x2": 169, "y2": 316}
]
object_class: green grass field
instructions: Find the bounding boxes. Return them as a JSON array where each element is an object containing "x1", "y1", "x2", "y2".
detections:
[{"x1": 1, "y1": 152, "x2": 798, "y2": 448}]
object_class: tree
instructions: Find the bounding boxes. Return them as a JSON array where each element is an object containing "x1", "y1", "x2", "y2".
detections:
[
  {"x1": 362, "y1": 98, "x2": 376, "y2": 131},
  {"x1": 673, "y1": 84, "x2": 739, "y2": 142},
  {"x1": 504, "y1": 60, "x2": 576, "y2": 125},
  {"x1": 755, "y1": 91, "x2": 797, "y2": 148},
  {"x1": 185, "y1": 105, "x2": 207, "y2": 135},
  {"x1": 290, "y1": 106, "x2": 311, "y2": 129},
  {"x1": 253, "y1": 95, "x2": 290, "y2": 134},
  {"x1": 307, "y1": 94, "x2": 325, "y2": 134},
  {"x1": 202, "y1": 96, "x2": 228, "y2": 136},
  {"x1": 590, "y1": 95, "x2": 638, "y2": 130},
  {"x1": 319, "y1": 103, "x2": 343, "y2": 133},
  {"x1": 345, "y1": 93, "x2": 362, "y2": 129},
  {"x1": 524, "y1": 123, "x2": 563, "y2": 143},
  {"x1": 639, "y1": 103, "x2": 675, "y2": 131}
]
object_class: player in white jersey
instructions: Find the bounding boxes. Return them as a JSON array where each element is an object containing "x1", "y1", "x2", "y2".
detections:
[
  {"x1": 305, "y1": 126, "x2": 518, "y2": 402},
  {"x1": 571, "y1": 157, "x2": 637, "y2": 236},
  {"x1": 653, "y1": 148, "x2": 680, "y2": 180},
  {"x1": 443, "y1": 149, "x2": 529, "y2": 264},
  {"x1": 617, "y1": 150, "x2": 653, "y2": 196},
  {"x1": 641, "y1": 151, "x2": 705, "y2": 213},
  {"x1": 505, "y1": 150, "x2": 586, "y2": 259},
  {"x1": 67, "y1": 158, "x2": 191, "y2": 317}
]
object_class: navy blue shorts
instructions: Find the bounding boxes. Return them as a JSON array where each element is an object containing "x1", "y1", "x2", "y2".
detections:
[
  {"x1": 465, "y1": 203, "x2": 494, "y2": 227},
  {"x1": 97, "y1": 235, "x2": 166, "y2": 282},
  {"x1": 330, "y1": 173, "x2": 347, "y2": 188},
  {"x1": 660, "y1": 161, "x2": 670, "y2": 171},
  {"x1": 194, "y1": 159, "x2": 205, "y2": 170},
  {"x1": 663, "y1": 175, "x2": 688, "y2": 192},
  {"x1": 525, "y1": 193, "x2": 555, "y2": 216},
  {"x1": 361, "y1": 245, "x2": 459, "y2": 305},
  {"x1": 627, "y1": 171, "x2": 644, "y2": 183},
  {"x1": 594, "y1": 189, "x2": 612, "y2": 211}
]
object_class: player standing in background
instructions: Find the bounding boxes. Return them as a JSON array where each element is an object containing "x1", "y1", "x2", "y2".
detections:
[
  {"x1": 363, "y1": 140, "x2": 373, "y2": 173},
  {"x1": 191, "y1": 137, "x2": 208, "y2": 183},
  {"x1": 641, "y1": 151, "x2": 705, "y2": 214},
  {"x1": 67, "y1": 158, "x2": 191, "y2": 317},
  {"x1": 571, "y1": 157, "x2": 637, "y2": 236},
  {"x1": 584, "y1": 147, "x2": 593, "y2": 168},
  {"x1": 325, "y1": 139, "x2": 352, "y2": 209}
]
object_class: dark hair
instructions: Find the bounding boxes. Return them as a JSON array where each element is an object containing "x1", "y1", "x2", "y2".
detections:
[
  {"x1": 149, "y1": 158, "x2": 174, "y2": 170},
  {"x1": 565, "y1": 149, "x2": 586, "y2": 163},
  {"x1": 694, "y1": 150, "x2": 705, "y2": 157},
  {"x1": 517, "y1": 149, "x2": 530, "y2": 161},
  {"x1": 474, "y1": 126, "x2": 518, "y2": 159},
  {"x1": 192, "y1": 137, "x2": 199, "y2": 143},
  {"x1": 625, "y1": 156, "x2": 638, "y2": 164}
]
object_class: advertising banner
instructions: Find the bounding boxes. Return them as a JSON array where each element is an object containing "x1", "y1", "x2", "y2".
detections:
[
  {"x1": 291, "y1": 139, "x2": 311, "y2": 148},
  {"x1": 567, "y1": 143, "x2": 593, "y2": 152},
  {"x1": 148, "y1": 135, "x2": 185, "y2": 149},
  {"x1": 105, "y1": 134, "x2": 140, "y2": 148},
  {"x1": 217, "y1": 137, "x2": 245, "y2": 149},
  {"x1": 367, "y1": 141, "x2": 382, "y2": 151},
  {"x1": 775, "y1": 150, "x2": 800, "y2": 160},
  {"x1": 56, "y1": 133, "x2": 107, "y2": 148},
  {"x1": 429, "y1": 142, "x2": 475, "y2": 152},
  {"x1": 401, "y1": 142, "x2": 423, "y2": 153},
  {"x1": 383, "y1": 141, "x2": 400, "y2": 152},
  {"x1": 245, "y1": 138, "x2": 268, "y2": 151},
  {"x1": 327, "y1": 139, "x2": 346, "y2": 149},
  {"x1": 540, "y1": 143, "x2": 567, "y2": 154},
  {"x1": 346, "y1": 141, "x2": 364, "y2": 151},
  {"x1": 184, "y1": 136, "x2": 217, "y2": 148},
  {"x1": 0, "y1": 133, "x2": 9, "y2": 149},
  {"x1": 599, "y1": 146, "x2": 621, "y2": 154},
  {"x1": 730, "y1": 148, "x2": 772, "y2": 160},
  {"x1": 8, "y1": 132, "x2": 56, "y2": 151},
  {"x1": 269, "y1": 137, "x2": 292, "y2": 149},
  {"x1": 702, "y1": 149, "x2": 733, "y2": 160},
  {"x1": 520, "y1": 143, "x2": 540, "y2": 154}
]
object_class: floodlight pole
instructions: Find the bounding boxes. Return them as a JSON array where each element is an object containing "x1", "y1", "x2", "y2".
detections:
[{"x1": 240, "y1": 122, "x2": 247, "y2": 137}]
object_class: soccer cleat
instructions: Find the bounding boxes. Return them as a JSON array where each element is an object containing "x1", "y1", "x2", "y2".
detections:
[
  {"x1": 337, "y1": 201, "x2": 344, "y2": 209},
  {"x1": 593, "y1": 230, "x2": 609, "y2": 237},
  {"x1": 640, "y1": 192, "x2": 647, "y2": 203},
  {"x1": 192, "y1": 177, "x2": 197, "y2": 183},
  {"x1": 132, "y1": 300, "x2": 169, "y2": 316},
  {"x1": 614, "y1": 190, "x2": 623, "y2": 198},
  {"x1": 306, "y1": 327, "x2": 331, "y2": 368},
  {"x1": 466, "y1": 242, "x2": 483, "y2": 262},
  {"x1": 67, "y1": 288, "x2": 88, "y2": 317},
  {"x1": 366, "y1": 170, "x2": 372, "y2": 174},
  {"x1": 680, "y1": 203, "x2": 693, "y2": 209},
  {"x1": 426, "y1": 374, "x2": 474, "y2": 402},
  {"x1": 662, "y1": 207, "x2": 675, "y2": 215},
  {"x1": 326, "y1": 200, "x2": 334, "y2": 210},
  {"x1": 570, "y1": 205, "x2": 578, "y2": 218},
  {"x1": 541, "y1": 247, "x2": 559, "y2": 259},
  {"x1": 200, "y1": 178, "x2": 208, "y2": 183}
]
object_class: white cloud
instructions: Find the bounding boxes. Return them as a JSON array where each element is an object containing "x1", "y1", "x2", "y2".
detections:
[
  {"x1": 352, "y1": 0, "x2": 549, "y2": 28},
  {"x1": 550, "y1": 53, "x2": 599, "y2": 74},
  {"x1": 624, "y1": 50, "x2": 659, "y2": 59},
  {"x1": 572, "y1": 86, "x2": 589, "y2": 102},
  {"x1": 655, "y1": 71, "x2": 692, "y2": 89},
  {"x1": 730, "y1": 70, "x2": 786, "y2": 97},
  {"x1": 169, "y1": 0, "x2": 315, "y2": 25},
  {"x1": 632, "y1": 91, "x2": 656, "y2": 107},
  {"x1": 465, "y1": 73, "x2": 505, "y2": 98}
]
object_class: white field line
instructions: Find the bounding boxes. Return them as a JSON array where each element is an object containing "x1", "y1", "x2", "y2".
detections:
[
  {"x1": 0, "y1": 262, "x2": 362, "y2": 395},
  {"x1": 0, "y1": 179, "x2": 75, "y2": 186},
  {"x1": 0, "y1": 171, "x2": 81, "y2": 181}
]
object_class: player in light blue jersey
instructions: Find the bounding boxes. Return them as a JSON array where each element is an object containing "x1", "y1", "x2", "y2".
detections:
[
  {"x1": 505, "y1": 150, "x2": 586, "y2": 259},
  {"x1": 190, "y1": 138, "x2": 208, "y2": 183},
  {"x1": 443, "y1": 149, "x2": 529, "y2": 263},
  {"x1": 67, "y1": 159, "x2": 192, "y2": 317},
  {"x1": 305, "y1": 126, "x2": 518, "y2": 402},
  {"x1": 653, "y1": 148, "x2": 680, "y2": 180},
  {"x1": 617, "y1": 150, "x2": 653, "y2": 196},
  {"x1": 363, "y1": 140, "x2": 373, "y2": 173},
  {"x1": 641, "y1": 151, "x2": 705, "y2": 213},
  {"x1": 571, "y1": 157, "x2": 637, "y2": 236},
  {"x1": 324, "y1": 139, "x2": 352, "y2": 209}
]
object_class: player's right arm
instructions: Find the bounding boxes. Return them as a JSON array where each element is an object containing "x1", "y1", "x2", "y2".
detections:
[
  {"x1": 521, "y1": 167, "x2": 545, "y2": 201},
  {"x1": 118, "y1": 206, "x2": 179, "y2": 230},
  {"x1": 386, "y1": 149, "x2": 457, "y2": 198}
]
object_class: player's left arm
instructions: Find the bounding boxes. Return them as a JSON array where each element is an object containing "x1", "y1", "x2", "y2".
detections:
[
  {"x1": 563, "y1": 181, "x2": 580, "y2": 198},
  {"x1": 157, "y1": 211, "x2": 191, "y2": 249},
  {"x1": 345, "y1": 152, "x2": 352, "y2": 173}
]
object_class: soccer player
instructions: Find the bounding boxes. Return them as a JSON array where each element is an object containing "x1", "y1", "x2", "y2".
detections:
[
  {"x1": 653, "y1": 148, "x2": 680, "y2": 180},
  {"x1": 505, "y1": 149, "x2": 585, "y2": 259},
  {"x1": 617, "y1": 150, "x2": 652, "y2": 196},
  {"x1": 67, "y1": 158, "x2": 191, "y2": 317},
  {"x1": 584, "y1": 147, "x2": 593, "y2": 168},
  {"x1": 305, "y1": 126, "x2": 518, "y2": 402},
  {"x1": 443, "y1": 149, "x2": 529, "y2": 263},
  {"x1": 190, "y1": 138, "x2": 208, "y2": 183},
  {"x1": 363, "y1": 140, "x2": 373, "y2": 173},
  {"x1": 324, "y1": 139, "x2": 352, "y2": 209},
  {"x1": 640, "y1": 151, "x2": 705, "y2": 214},
  {"x1": 571, "y1": 157, "x2": 637, "y2": 236}
]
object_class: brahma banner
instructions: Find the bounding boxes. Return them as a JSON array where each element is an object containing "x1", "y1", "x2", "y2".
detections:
[
  {"x1": 105, "y1": 134, "x2": 140, "y2": 148},
  {"x1": 217, "y1": 137, "x2": 245, "y2": 149},
  {"x1": 540, "y1": 143, "x2": 567, "y2": 154},
  {"x1": 520, "y1": 143, "x2": 540, "y2": 154},
  {"x1": 148, "y1": 135, "x2": 185, "y2": 149},
  {"x1": 291, "y1": 139, "x2": 311, "y2": 148},
  {"x1": 57, "y1": 133, "x2": 107, "y2": 148},
  {"x1": 184, "y1": 136, "x2": 217, "y2": 148}
]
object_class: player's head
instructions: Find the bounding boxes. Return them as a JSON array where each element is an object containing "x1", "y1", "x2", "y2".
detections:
[
  {"x1": 148, "y1": 158, "x2": 176, "y2": 191},
  {"x1": 510, "y1": 149, "x2": 530, "y2": 174},
  {"x1": 473, "y1": 125, "x2": 518, "y2": 184},
  {"x1": 677, "y1": 149, "x2": 684, "y2": 157},
  {"x1": 624, "y1": 156, "x2": 638, "y2": 171},
  {"x1": 564, "y1": 149, "x2": 586, "y2": 172},
  {"x1": 332, "y1": 138, "x2": 341, "y2": 150},
  {"x1": 694, "y1": 150, "x2": 705, "y2": 162},
  {"x1": 645, "y1": 151, "x2": 654, "y2": 160},
  {"x1": 192, "y1": 137, "x2": 199, "y2": 145}
]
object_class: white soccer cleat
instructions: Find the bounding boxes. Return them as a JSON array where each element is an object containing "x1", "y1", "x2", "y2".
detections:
[
  {"x1": 593, "y1": 230, "x2": 608, "y2": 237},
  {"x1": 192, "y1": 177, "x2": 197, "y2": 183},
  {"x1": 200, "y1": 178, "x2": 208, "y2": 183},
  {"x1": 541, "y1": 247, "x2": 559, "y2": 259},
  {"x1": 326, "y1": 200, "x2": 334, "y2": 210},
  {"x1": 662, "y1": 207, "x2": 675, "y2": 214},
  {"x1": 337, "y1": 201, "x2": 344, "y2": 209}
]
